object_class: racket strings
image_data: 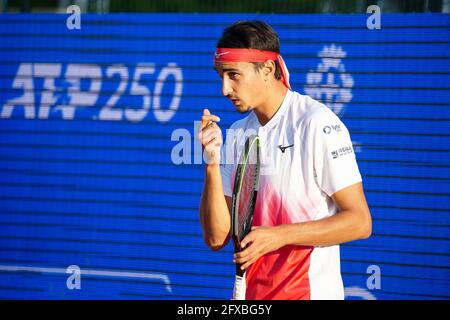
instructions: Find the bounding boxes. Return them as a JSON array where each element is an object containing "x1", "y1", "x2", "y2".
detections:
[{"x1": 237, "y1": 150, "x2": 259, "y2": 239}]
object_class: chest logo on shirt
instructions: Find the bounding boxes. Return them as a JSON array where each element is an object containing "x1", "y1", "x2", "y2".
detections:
[{"x1": 278, "y1": 144, "x2": 294, "y2": 153}]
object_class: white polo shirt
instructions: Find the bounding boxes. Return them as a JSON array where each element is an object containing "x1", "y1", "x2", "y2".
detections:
[{"x1": 220, "y1": 90, "x2": 362, "y2": 300}]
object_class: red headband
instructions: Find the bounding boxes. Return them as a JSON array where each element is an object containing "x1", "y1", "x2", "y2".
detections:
[{"x1": 214, "y1": 48, "x2": 291, "y2": 90}]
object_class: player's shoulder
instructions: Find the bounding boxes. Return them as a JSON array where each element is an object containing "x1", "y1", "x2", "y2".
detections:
[
  {"x1": 288, "y1": 91, "x2": 341, "y2": 127},
  {"x1": 226, "y1": 112, "x2": 255, "y2": 132},
  {"x1": 306, "y1": 96, "x2": 338, "y2": 122}
]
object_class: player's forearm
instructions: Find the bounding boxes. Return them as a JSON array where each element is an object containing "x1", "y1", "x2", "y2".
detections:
[
  {"x1": 280, "y1": 209, "x2": 372, "y2": 247},
  {"x1": 199, "y1": 164, "x2": 230, "y2": 250}
]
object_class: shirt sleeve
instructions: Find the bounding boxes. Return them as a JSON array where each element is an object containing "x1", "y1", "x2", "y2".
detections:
[
  {"x1": 220, "y1": 125, "x2": 239, "y2": 198},
  {"x1": 308, "y1": 107, "x2": 362, "y2": 197},
  {"x1": 220, "y1": 149, "x2": 233, "y2": 197}
]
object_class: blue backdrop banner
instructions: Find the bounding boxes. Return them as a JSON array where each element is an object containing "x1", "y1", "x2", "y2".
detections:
[{"x1": 0, "y1": 13, "x2": 449, "y2": 299}]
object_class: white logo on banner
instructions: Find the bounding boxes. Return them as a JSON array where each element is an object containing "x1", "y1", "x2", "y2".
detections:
[
  {"x1": 304, "y1": 44, "x2": 354, "y2": 116},
  {"x1": 0, "y1": 63, "x2": 182, "y2": 123}
]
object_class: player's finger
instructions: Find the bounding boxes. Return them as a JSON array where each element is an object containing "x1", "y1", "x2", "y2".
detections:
[
  {"x1": 198, "y1": 125, "x2": 221, "y2": 144},
  {"x1": 234, "y1": 244, "x2": 254, "y2": 261},
  {"x1": 199, "y1": 116, "x2": 220, "y2": 132},
  {"x1": 233, "y1": 254, "x2": 246, "y2": 265},
  {"x1": 241, "y1": 257, "x2": 257, "y2": 271},
  {"x1": 203, "y1": 134, "x2": 217, "y2": 148},
  {"x1": 202, "y1": 114, "x2": 221, "y2": 123},
  {"x1": 236, "y1": 249, "x2": 259, "y2": 268},
  {"x1": 199, "y1": 109, "x2": 211, "y2": 132},
  {"x1": 203, "y1": 134, "x2": 221, "y2": 150},
  {"x1": 200, "y1": 125, "x2": 222, "y2": 144},
  {"x1": 203, "y1": 108, "x2": 210, "y2": 118},
  {"x1": 201, "y1": 121, "x2": 219, "y2": 135},
  {"x1": 201, "y1": 109, "x2": 220, "y2": 127},
  {"x1": 201, "y1": 109, "x2": 219, "y2": 126},
  {"x1": 240, "y1": 232, "x2": 255, "y2": 249}
]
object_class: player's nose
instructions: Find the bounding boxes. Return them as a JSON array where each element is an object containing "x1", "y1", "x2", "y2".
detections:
[{"x1": 222, "y1": 78, "x2": 232, "y2": 97}]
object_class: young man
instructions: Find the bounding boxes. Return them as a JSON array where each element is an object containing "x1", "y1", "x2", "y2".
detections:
[{"x1": 198, "y1": 20, "x2": 372, "y2": 300}]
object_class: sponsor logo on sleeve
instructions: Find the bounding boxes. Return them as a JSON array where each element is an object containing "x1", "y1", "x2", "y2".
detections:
[
  {"x1": 331, "y1": 145, "x2": 353, "y2": 159},
  {"x1": 323, "y1": 124, "x2": 342, "y2": 134}
]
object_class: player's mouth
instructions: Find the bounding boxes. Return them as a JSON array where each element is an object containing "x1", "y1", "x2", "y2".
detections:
[{"x1": 231, "y1": 98, "x2": 240, "y2": 105}]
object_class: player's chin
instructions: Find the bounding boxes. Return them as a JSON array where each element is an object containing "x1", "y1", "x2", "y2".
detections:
[{"x1": 234, "y1": 103, "x2": 250, "y2": 114}]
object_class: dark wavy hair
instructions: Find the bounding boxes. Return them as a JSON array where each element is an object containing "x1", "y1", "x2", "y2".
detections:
[{"x1": 216, "y1": 20, "x2": 282, "y2": 80}]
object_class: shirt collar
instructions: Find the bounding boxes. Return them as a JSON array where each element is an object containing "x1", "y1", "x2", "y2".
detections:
[{"x1": 250, "y1": 89, "x2": 293, "y2": 132}]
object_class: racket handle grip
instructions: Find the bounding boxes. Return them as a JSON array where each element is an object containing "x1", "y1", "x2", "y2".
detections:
[{"x1": 232, "y1": 274, "x2": 246, "y2": 300}]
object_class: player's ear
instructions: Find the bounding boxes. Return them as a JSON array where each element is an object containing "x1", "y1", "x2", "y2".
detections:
[{"x1": 263, "y1": 60, "x2": 276, "y2": 79}]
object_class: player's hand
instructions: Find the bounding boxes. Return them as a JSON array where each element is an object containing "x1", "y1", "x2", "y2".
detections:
[
  {"x1": 233, "y1": 226, "x2": 286, "y2": 271},
  {"x1": 197, "y1": 108, "x2": 222, "y2": 165}
]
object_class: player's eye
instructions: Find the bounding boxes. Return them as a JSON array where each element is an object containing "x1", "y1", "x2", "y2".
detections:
[{"x1": 228, "y1": 72, "x2": 239, "y2": 80}]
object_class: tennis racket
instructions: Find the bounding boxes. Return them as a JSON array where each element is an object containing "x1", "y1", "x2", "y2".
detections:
[{"x1": 231, "y1": 134, "x2": 261, "y2": 300}]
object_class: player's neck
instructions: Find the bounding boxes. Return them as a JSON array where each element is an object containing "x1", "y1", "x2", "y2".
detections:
[{"x1": 253, "y1": 83, "x2": 288, "y2": 126}]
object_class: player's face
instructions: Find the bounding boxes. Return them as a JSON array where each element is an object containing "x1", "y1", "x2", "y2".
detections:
[{"x1": 214, "y1": 62, "x2": 266, "y2": 114}]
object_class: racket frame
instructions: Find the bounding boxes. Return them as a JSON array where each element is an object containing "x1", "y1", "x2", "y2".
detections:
[{"x1": 230, "y1": 135, "x2": 261, "y2": 298}]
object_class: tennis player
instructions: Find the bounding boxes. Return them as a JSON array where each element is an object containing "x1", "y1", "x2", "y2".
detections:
[{"x1": 198, "y1": 20, "x2": 372, "y2": 300}]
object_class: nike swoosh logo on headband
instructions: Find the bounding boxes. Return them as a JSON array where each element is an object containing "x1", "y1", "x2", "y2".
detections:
[{"x1": 214, "y1": 51, "x2": 230, "y2": 59}]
